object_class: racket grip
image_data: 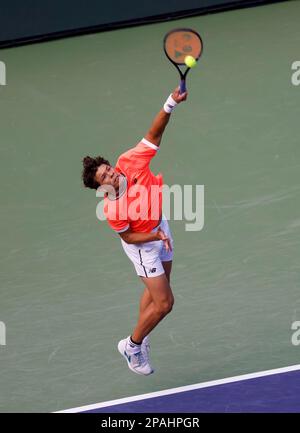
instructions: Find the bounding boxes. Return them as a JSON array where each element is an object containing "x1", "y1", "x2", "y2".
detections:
[{"x1": 179, "y1": 80, "x2": 186, "y2": 94}]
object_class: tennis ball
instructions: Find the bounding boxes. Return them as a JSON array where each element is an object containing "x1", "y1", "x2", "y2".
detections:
[{"x1": 184, "y1": 55, "x2": 197, "y2": 68}]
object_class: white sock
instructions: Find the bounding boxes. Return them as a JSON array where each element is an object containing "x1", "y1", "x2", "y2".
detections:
[{"x1": 127, "y1": 336, "x2": 141, "y2": 353}]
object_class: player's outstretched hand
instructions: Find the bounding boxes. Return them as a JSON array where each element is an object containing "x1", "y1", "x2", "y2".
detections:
[{"x1": 172, "y1": 87, "x2": 188, "y2": 103}]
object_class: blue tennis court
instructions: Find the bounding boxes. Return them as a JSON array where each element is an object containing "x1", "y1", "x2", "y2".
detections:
[{"x1": 57, "y1": 365, "x2": 300, "y2": 413}]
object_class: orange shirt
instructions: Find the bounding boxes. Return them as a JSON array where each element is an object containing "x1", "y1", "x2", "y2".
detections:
[{"x1": 103, "y1": 138, "x2": 163, "y2": 233}]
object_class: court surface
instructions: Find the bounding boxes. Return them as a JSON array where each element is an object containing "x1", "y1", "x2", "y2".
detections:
[
  {"x1": 59, "y1": 365, "x2": 300, "y2": 412},
  {"x1": 0, "y1": 0, "x2": 300, "y2": 412}
]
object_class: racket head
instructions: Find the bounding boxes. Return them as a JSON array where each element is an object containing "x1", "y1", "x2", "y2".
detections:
[{"x1": 163, "y1": 28, "x2": 203, "y2": 67}]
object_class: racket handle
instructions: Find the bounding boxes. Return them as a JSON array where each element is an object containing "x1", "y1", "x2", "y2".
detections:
[{"x1": 179, "y1": 79, "x2": 186, "y2": 94}]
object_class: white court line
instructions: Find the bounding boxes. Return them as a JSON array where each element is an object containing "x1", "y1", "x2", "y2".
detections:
[{"x1": 55, "y1": 363, "x2": 300, "y2": 413}]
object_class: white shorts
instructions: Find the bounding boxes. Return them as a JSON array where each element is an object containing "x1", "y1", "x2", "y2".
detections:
[{"x1": 120, "y1": 215, "x2": 174, "y2": 278}]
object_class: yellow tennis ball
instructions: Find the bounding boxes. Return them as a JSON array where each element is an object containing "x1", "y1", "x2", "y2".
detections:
[{"x1": 184, "y1": 55, "x2": 197, "y2": 68}]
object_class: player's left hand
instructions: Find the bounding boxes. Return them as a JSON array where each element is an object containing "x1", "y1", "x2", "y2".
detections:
[
  {"x1": 172, "y1": 87, "x2": 188, "y2": 103},
  {"x1": 156, "y1": 227, "x2": 173, "y2": 252}
]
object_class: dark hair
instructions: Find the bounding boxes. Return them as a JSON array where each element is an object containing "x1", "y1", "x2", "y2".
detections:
[{"x1": 82, "y1": 156, "x2": 110, "y2": 190}]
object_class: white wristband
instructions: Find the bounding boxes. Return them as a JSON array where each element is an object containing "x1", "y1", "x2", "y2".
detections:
[{"x1": 163, "y1": 94, "x2": 177, "y2": 114}]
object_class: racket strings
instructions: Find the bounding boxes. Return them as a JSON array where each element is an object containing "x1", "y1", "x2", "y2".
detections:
[{"x1": 164, "y1": 29, "x2": 202, "y2": 65}]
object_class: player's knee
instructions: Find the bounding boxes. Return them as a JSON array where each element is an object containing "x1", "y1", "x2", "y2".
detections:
[
  {"x1": 170, "y1": 293, "x2": 175, "y2": 309},
  {"x1": 157, "y1": 298, "x2": 173, "y2": 316},
  {"x1": 167, "y1": 296, "x2": 174, "y2": 314},
  {"x1": 166, "y1": 292, "x2": 174, "y2": 314}
]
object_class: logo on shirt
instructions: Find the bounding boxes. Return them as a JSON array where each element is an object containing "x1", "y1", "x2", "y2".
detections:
[{"x1": 149, "y1": 268, "x2": 157, "y2": 274}]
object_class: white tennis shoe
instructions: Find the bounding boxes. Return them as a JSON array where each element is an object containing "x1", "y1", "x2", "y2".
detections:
[
  {"x1": 118, "y1": 336, "x2": 154, "y2": 376},
  {"x1": 142, "y1": 335, "x2": 150, "y2": 358}
]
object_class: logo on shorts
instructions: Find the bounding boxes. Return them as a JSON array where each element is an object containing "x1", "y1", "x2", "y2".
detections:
[{"x1": 149, "y1": 268, "x2": 156, "y2": 274}]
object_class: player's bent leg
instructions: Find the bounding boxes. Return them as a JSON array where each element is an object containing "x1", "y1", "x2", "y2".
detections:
[
  {"x1": 118, "y1": 275, "x2": 173, "y2": 377},
  {"x1": 139, "y1": 260, "x2": 172, "y2": 315},
  {"x1": 118, "y1": 254, "x2": 174, "y2": 375},
  {"x1": 139, "y1": 260, "x2": 173, "y2": 361},
  {"x1": 132, "y1": 273, "x2": 174, "y2": 344},
  {"x1": 139, "y1": 262, "x2": 173, "y2": 341}
]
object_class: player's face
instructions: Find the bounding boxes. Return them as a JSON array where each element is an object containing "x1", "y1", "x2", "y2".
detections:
[{"x1": 95, "y1": 164, "x2": 119, "y2": 189}]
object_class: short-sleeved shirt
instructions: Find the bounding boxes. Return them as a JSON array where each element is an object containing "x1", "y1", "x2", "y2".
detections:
[{"x1": 103, "y1": 138, "x2": 163, "y2": 233}]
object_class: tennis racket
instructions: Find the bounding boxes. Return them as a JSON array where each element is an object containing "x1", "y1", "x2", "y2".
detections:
[{"x1": 163, "y1": 28, "x2": 203, "y2": 94}]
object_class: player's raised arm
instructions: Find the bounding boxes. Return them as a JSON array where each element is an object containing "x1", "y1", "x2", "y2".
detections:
[{"x1": 144, "y1": 87, "x2": 188, "y2": 147}]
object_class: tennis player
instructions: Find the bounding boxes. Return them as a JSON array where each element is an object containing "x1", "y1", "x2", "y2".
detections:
[{"x1": 82, "y1": 87, "x2": 187, "y2": 375}]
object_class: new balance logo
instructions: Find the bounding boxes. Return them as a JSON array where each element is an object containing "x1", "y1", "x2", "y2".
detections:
[{"x1": 149, "y1": 268, "x2": 156, "y2": 274}]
